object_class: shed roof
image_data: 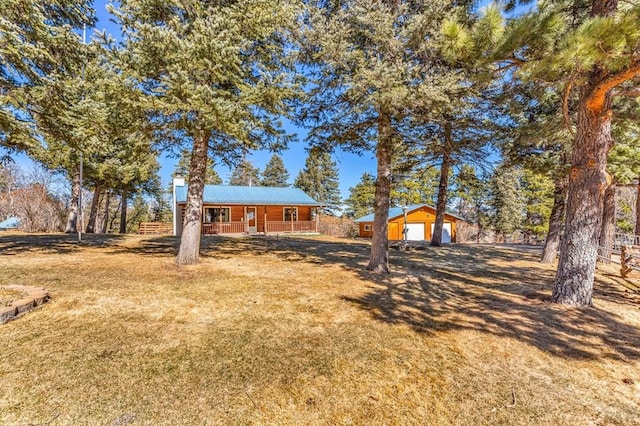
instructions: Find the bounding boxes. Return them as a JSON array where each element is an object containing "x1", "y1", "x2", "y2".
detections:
[
  {"x1": 0, "y1": 217, "x2": 20, "y2": 229},
  {"x1": 175, "y1": 185, "x2": 321, "y2": 206},
  {"x1": 354, "y1": 204, "x2": 463, "y2": 223}
]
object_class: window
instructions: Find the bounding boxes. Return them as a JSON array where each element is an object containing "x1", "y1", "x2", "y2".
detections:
[
  {"x1": 364, "y1": 224, "x2": 371, "y2": 231},
  {"x1": 204, "y1": 207, "x2": 230, "y2": 223},
  {"x1": 283, "y1": 207, "x2": 298, "y2": 222}
]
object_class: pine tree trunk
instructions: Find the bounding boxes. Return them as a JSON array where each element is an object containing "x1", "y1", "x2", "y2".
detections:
[
  {"x1": 540, "y1": 173, "x2": 568, "y2": 264},
  {"x1": 85, "y1": 183, "x2": 102, "y2": 233},
  {"x1": 64, "y1": 169, "x2": 80, "y2": 233},
  {"x1": 177, "y1": 133, "x2": 208, "y2": 265},
  {"x1": 367, "y1": 113, "x2": 393, "y2": 274},
  {"x1": 102, "y1": 190, "x2": 111, "y2": 234},
  {"x1": 431, "y1": 124, "x2": 452, "y2": 247},
  {"x1": 598, "y1": 180, "x2": 616, "y2": 263},
  {"x1": 551, "y1": 88, "x2": 613, "y2": 307},
  {"x1": 110, "y1": 198, "x2": 120, "y2": 233},
  {"x1": 635, "y1": 178, "x2": 640, "y2": 238},
  {"x1": 119, "y1": 189, "x2": 128, "y2": 234}
]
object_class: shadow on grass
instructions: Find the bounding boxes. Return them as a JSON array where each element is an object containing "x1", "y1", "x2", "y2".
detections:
[
  {"x1": 202, "y1": 236, "x2": 640, "y2": 362},
  {"x1": 0, "y1": 233, "x2": 126, "y2": 255},
  {"x1": 3, "y1": 233, "x2": 639, "y2": 362}
]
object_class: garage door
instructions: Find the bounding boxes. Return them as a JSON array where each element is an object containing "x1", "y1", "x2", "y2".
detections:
[
  {"x1": 405, "y1": 223, "x2": 425, "y2": 241},
  {"x1": 431, "y1": 223, "x2": 452, "y2": 243}
]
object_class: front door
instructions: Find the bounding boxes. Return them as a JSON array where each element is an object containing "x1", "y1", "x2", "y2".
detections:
[{"x1": 246, "y1": 207, "x2": 257, "y2": 234}]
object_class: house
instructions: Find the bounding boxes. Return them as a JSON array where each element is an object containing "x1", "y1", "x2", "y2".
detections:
[
  {"x1": 172, "y1": 178, "x2": 322, "y2": 236},
  {"x1": 354, "y1": 204, "x2": 462, "y2": 243},
  {"x1": 0, "y1": 217, "x2": 20, "y2": 231}
]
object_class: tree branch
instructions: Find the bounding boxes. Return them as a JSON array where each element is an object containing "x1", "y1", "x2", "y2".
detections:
[
  {"x1": 587, "y1": 61, "x2": 640, "y2": 113},
  {"x1": 563, "y1": 78, "x2": 575, "y2": 135}
]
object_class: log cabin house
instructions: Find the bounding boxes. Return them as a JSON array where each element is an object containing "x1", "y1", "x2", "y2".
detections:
[
  {"x1": 354, "y1": 204, "x2": 462, "y2": 243},
  {"x1": 172, "y1": 178, "x2": 322, "y2": 236}
]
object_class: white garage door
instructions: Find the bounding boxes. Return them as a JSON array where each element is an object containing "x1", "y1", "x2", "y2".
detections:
[
  {"x1": 405, "y1": 223, "x2": 425, "y2": 241},
  {"x1": 431, "y1": 223, "x2": 452, "y2": 243}
]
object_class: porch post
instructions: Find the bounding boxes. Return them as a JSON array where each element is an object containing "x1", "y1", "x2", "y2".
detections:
[
  {"x1": 264, "y1": 213, "x2": 268, "y2": 234},
  {"x1": 244, "y1": 206, "x2": 248, "y2": 234}
]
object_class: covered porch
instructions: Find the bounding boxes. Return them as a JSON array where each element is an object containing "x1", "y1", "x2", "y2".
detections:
[{"x1": 199, "y1": 204, "x2": 319, "y2": 235}]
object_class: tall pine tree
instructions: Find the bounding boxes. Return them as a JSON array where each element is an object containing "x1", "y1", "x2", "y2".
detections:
[
  {"x1": 113, "y1": 0, "x2": 301, "y2": 264},
  {"x1": 293, "y1": 150, "x2": 341, "y2": 212},
  {"x1": 261, "y1": 154, "x2": 290, "y2": 187}
]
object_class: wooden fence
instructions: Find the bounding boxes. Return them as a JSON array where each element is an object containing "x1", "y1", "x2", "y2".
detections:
[
  {"x1": 138, "y1": 222, "x2": 173, "y2": 235},
  {"x1": 598, "y1": 243, "x2": 640, "y2": 278},
  {"x1": 620, "y1": 245, "x2": 640, "y2": 278}
]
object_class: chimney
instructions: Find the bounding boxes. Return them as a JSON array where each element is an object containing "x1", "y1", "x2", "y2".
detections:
[{"x1": 172, "y1": 175, "x2": 185, "y2": 236}]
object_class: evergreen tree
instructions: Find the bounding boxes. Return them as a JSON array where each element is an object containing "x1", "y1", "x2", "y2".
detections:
[
  {"x1": 113, "y1": 0, "x2": 301, "y2": 264},
  {"x1": 229, "y1": 160, "x2": 261, "y2": 186},
  {"x1": 345, "y1": 172, "x2": 376, "y2": 219},
  {"x1": 26, "y1": 41, "x2": 159, "y2": 234},
  {"x1": 261, "y1": 154, "x2": 289, "y2": 187},
  {"x1": 301, "y1": 0, "x2": 475, "y2": 272},
  {"x1": 391, "y1": 162, "x2": 439, "y2": 208},
  {"x1": 173, "y1": 149, "x2": 222, "y2": 185},
  {"x1": 521, "y1": 169, "x2": 555, "y2": 243},
  {"x1": 501, "y1": 1, "x2": 639, "y2": 305},
  {"x1": 293, "y1": 150, "x2": 341, "y2": 212},
  {"x1": 451, "y1": 164, "x2": 491, "y2": 241},
  {"x1": 0, "y1": 0, "x2": 95, "y2": 152},
  {"x1": 488, "y1": 164, "x2": 525, "y2": 242}
]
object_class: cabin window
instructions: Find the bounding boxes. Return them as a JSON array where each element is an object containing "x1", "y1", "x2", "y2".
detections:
[
  {"x1": 364, "y1": 224, "x2": 371, "y2": 231},
  {"x1": 283, "y1": 207, "x2": 298, "y2": 222},
  {"x1": 204, "y1": 207, "x2": 230, "y2": 223}
]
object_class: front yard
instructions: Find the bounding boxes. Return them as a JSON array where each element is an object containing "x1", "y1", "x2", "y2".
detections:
[{"x1": 1, "y1": 233, "x2": 639, "y2": 425}]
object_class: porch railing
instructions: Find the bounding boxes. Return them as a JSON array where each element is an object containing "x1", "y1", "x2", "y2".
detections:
[
  {"x1": 265, "y1": 220, "x2": 318, "y2": 234},
  {"x1": 202, "y1": 221, "x2": 247, "y2": 235}
]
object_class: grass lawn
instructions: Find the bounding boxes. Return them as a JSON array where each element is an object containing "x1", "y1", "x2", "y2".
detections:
[{"x1": 1, "y1": 233, "x2": 639, "y2": 425}]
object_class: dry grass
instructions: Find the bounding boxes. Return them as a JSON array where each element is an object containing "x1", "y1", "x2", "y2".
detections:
[
  {"x1": 0, "y1": 286, "x2": 28, "y2": 306},
  {"x1": 1, "y1": 233, "x2": 639, "y2": 425}
]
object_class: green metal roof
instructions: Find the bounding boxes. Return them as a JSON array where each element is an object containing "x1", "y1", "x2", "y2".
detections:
[
  {"x1": 354, "y1": 204, "x2": 463, "y2": 222},
  {"x1": 175, "y1": 185, "x2": 321, "y2": 206}
]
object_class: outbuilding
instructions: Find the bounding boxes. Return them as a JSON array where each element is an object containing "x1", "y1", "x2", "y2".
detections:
[
  {"x1": 0, "y1": 217, "x2": 20, "y2": 231},
  {"x1": 354, "y1": 205, "x2": 462, "y2": 243}
]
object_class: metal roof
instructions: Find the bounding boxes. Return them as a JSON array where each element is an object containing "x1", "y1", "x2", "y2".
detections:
[
  {"x1": 354, "y1": 204, "x2": 464, "y2": 222},
  {"x1": 0, "y1": 217, "x2": 20, "y2": 229},
  {"x1": 175, "y1": 185, "x2": 321, "y2": 206}
]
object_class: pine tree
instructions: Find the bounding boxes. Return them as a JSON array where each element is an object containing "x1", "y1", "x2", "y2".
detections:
[
  {"x1": 301, "y1": 0, "x2": 475, "y2": 272},
  {"x1": 173, "y1": 149, "x2": 222, "y2": 185},
  {"x1": 451, "y1": 164, "x2": 491, "y2": 241},
  {"x1": 345, "y1": 173, "x2": 376, "y2": 219},
  {"x1": 26, "y1": 41, "x2": 159, "y2": 234},
  {"x1": 293, "y1": 150, "x2": 341, "y2": 212},
  {"x1": 449, "y1": 0, "x2": 640, "y2": 304},
  {"x1": 505, "y1": 1, "x2": 639, "y2": 305},
  {"x1": 521, "y1": 169, "x2": 555, "y2": 243},
  {"x1": 488, "y1": 164, "x2": 525, "y2": 242},
  {"x1": 391, "y1": 159, "x2": 439, "y2": 207},
  {"x1": 0, "y1": 0, "x2": 95, "y2": 152},
  {"x1": 229, "y1": 160, "x2": 261, "y2": 186},
  {"x1": 261, "y1": 154, "x2": 289, "y2": 187},
  {"x1": 113, "y1": 0, "x2": 301, "y2": 264}
]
